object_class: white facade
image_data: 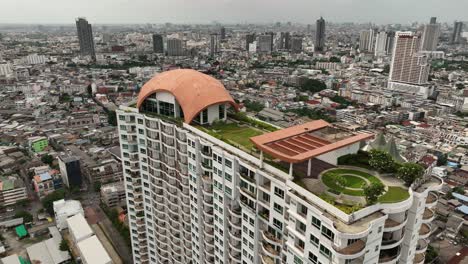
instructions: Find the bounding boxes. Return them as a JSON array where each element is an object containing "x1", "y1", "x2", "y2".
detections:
[
  {"x1": 53, "y1": 199, "x2": 84, "y2": 230},
  {"x1": 374, "y1": 31, "x2": 388, "y2": 57},
  {"x1": 117, "y1": 95, "x2": 442, "y2": 264}
]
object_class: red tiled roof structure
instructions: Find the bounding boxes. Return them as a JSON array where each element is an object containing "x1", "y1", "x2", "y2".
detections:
[{"x1": 250, "y1": 120, "x2": 373, "y2": 163}]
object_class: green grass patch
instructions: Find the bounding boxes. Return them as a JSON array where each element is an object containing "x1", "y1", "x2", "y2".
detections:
[
  {"x1": 321, "y1": 169, "x2": 382, "y2": 196},
  {"x1": 342, "y1": 175, "x2": 367, "y2": 188},
  {"x1": 199, "y1": 122, "x2": 263, "y2": 151},
  {"x1": 378, "y1": 186, "x2": 410, "y2": 203}
]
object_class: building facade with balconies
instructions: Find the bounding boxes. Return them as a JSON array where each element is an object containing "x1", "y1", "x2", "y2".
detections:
[{"x1": 117, "y1": 69, "x2": 442, "y2": 264}]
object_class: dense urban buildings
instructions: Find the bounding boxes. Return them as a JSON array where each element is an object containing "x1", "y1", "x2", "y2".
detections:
[
  {"x1": 75, "y1": 17, "x2": 96, "y2": 58},
  {"x1": 117, "y1": 69, "x2": 442, "y2": 264}
]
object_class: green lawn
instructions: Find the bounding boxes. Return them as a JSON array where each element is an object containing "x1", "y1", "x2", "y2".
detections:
[
  {"x1": 342, "y1": 175, "x2": 367, "y2": 188},
  {"x1": 321, "y1": 169, "x2": 382, "y2": 196},
  {"x1": 378, "y1": 186, "x2": 410, "y2": 203},
  {"x1": 199, "y1": 122, "x2": 263, "y2": 151}
]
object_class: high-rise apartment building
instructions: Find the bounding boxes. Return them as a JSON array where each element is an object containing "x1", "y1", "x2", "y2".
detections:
[
  {"x1": 246, "y1": 34, "x2": 256, "y2": 51},
  {"x1": 220, "y1": 27, "x2": 226, "y2": 40},
  {"x1": 451, "y1": 21, "x2": 464, "y2": 44},
  {"x1": 152, "y1": 34, "x2": 164, "y2": 53},
  {"x1": 291, "y1": 36, "x2": 303, "y2": 54},
  {"x1": 389, "y1": 32, "x2": 430, "y2": 85},
  {"x1": 75, "y1": 18, "x2": 96, "y2": 58},
  {"x1": 117, "y1": 69, "x2": 442, "y2": 264},
  {"x1": 166, "y1": 38, "x2": 185, "y2": 56},
  {"x1": 210, "y1": 34, "x2": 219, "y2": 57},
  {"x1": 278, "y1": 32, "x2": 291, "y2": 50},
  {"x1": 420, "y1": 17, "x2": 440, "y2": 51},
  {"x1": 315, "y1": 17, "x2": 326, "y2": 52},
  {"x1": 359, "y1": 29, "x2": 375, "y2": 53},
  {"x1": 258, "y1": 34, "x2": 273, "y2": 53},
  {"x1": 385, "y1": 31, "x2": 395, "y2": 55},
  {"x1": 374, "y1": 31, "x2": 388, "y2": 57}
]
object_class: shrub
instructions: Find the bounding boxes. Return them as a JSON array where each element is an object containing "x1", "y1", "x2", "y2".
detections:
[
  {"x1": 396, "y1": 163, "x2": 424, "y2": 186},
  {"x1": 369, "y1": 149, "x2": 396, "y2": 173},
  {"x1": 363, "y1": 182, "x2": 385, "y2": 205}
]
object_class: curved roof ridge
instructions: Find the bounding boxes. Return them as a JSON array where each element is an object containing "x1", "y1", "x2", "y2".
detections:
[{"x1": 136, "y1": 69, "x2": 238, "y2": 123}]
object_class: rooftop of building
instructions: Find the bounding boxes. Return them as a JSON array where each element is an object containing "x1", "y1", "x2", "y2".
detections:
[{"x1": 137, "y1": 69, "x2": 238, "y2": 123}]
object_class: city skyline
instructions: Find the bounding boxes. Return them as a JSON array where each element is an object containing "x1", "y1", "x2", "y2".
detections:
[{"x1": 1, "y1": 0, "x2": 468, "y2": 24}]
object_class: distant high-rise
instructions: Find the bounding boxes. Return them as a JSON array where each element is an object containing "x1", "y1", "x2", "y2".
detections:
[
  {"x1": 374, "y1": 31, "x2": 388, "y2": 56},
  {"x1": 451, "y1": 21, "x2": 464, "y2": 44},
  {"x1": 152, "y1": 34, "x2": 164, "y2": 53},
  {"x1": 385, "y1": 31, "x2": 395, "y2": 54},
  {"x1": 315, "y1": 17, "x2": 326, "y2": 52},
  {"x1": 420, "y1": 18, "x2": 440, "y2": 51},
  {"x1": 75, "y1": 18, "x2": 95, "y2": 58},
  {"x1": 291, "y1": 36, "x2": 303, "y2": 53},
  {"x1": 210, "y1": 34, "x2": 219, "y2": 57},
  {"x1": 220, "y1": 27, "x2": 226, "y2": 40},
  {"x1": 166, "y1": 38, "x2": 184, "y2": 56},
  {"x1": 279, "y1": 32, "x2": 291, "y2": 50},
  {"x1": 245, "y1": 33, "x2": 256, "y2": 51},
  {"x1": 258, "y1": 34, "x2": 273, "y2": 53},
  {"x1": 389, "y1": 32, "x2": 430, "y2": 85},
  {"x1": 359, "y1": 29, "x2": 375, "y2": 52}
]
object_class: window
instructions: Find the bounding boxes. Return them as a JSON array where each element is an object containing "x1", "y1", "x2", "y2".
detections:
[
  {"x1": 225, "y1": 187, "x2": 232, "y2": 196},
  {"x1": 293, "y1": 255, "x2": 303, "y2": 264},
  {"x1": 225, "y1": 159, "x2": 232, "y2": 169},
  {"x1": 321, "y1": 226, "x2": 334, "y2": 241},
  {"x1": 225, "y1": 173, "x2": 232, "y2": 182},
  {"x1": 202, "y1": 109, "x2": 208, "y2": 123},
  {"x1": 274, "y1": 187, "x2": 284, "y2": 199},
  {"x1": 137, "y1": 118, "x2": 143, "y2": 124},
  {"x1": 219, "y1": 104, "x2": 225, "y2": 119},
  {"x1": 273, "y1": 203, "x2": 283, "y2": 214},
  {"x1": 273, "y1": 218, "x2": 283, "y2": 230},
  {"x1": 297, "y1": 221, "x2": 306, "y2": 233},
  {"x1": 119, "y1": 115, "x2": 125, "y2": 120},
  {"x1": 319, "y1": 245, "x2": 332, "y2": 259},
  {"x1": 310, "y1": 234, "x2": 319, "y2": 247},
  {"x1": 159, "y1": 101, "x2": 175, "y2": 117},
  {"x1": 312, "y1": 216, "x2": 321, "y2": 229},
  {"x1": 308, "y1": 252, "x2": 318, "y2": 264}
]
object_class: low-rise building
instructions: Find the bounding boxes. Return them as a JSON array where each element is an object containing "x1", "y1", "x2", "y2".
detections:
[
  {"x1": 58, "y1": 155, "x2": 82, "y2": 188},
  {"x1": 100, "y1": 182, "x2": 126, "y2": 208},
  {"x1": 53, "y1": 199, "x2": 84, "y2": 230},
  {"x1": 0, "y1": 175, "x2": 27, "y2": 207},
  {"x1": 86, "y1": 159, "x2": 122, "y2": 184},
  {"x1": 28, "y1": 136, "x2": 49, "y2": 153},
  {"x1": 32, "y1": 170, "x2": 61, "y2": 199},
  {"x1": 77, "y1": 236, "x2": 112, "y2": 264},
  {"x1": 66, "y1": 214, "x2": 94, "y2": 243}
]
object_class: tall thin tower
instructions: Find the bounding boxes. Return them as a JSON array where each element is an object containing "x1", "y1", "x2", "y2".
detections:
[
  {"x1": 451, "y1": 21, "x2": 464, "y2": 44},
  {"x1": 75, "y1": 18, "x2": 95, "y2": 58},
  {"x1": 420, "y1": 17, "x2": 440, "y2": 51},
  {"x1": 315, "y1": 17, "x2": 326, "y2": 52}
]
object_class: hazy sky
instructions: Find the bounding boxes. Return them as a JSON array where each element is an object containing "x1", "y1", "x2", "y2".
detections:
[{"x1": 1, "y1": 0, "x2": 467, "y2": 24}]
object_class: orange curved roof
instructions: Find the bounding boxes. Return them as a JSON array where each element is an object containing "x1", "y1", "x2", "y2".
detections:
[{"x1": 137, "y1": 69, "x2": 238, "y2": 123}]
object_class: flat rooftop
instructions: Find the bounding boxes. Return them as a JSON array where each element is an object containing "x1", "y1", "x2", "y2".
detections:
[{"x1": 250, "y1": 120, "x2": 373, "y2": 163}]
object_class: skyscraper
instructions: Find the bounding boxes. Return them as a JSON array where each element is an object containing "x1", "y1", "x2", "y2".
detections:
[
  {"x1": 291, "y1": 36, "x2": 303, "y2": 53},
  {"x1": 359, "y1": 29, "x2": 375, "y2": 53},
  {"x1": 152, "y1": 34, "x2": 164, "y2": 53},
  {"x1": 278, "y1": 32, "x2": 291, "y2": 50},
  {"x1": 75, "y1": 18, "x2": 95, "y2": 58},
  {"x1": 245, "y1": 34, "x2": 256, "y2": 51},
  {"x1": 315, "y1": 17, "x2": 326, "y2": 52},
  {"x1": 388, "y1": 32, "x2": 430, "y2": 94},
  {"x1": 374, "y1": 31, "x2": 388, "y2": 56},
  {"x1": 420, "y1": 17, "x2": 440, "y2": 51},
  {"x1": 385, "y1": 31, "x2": 395, "y2": 55},
  {"x1": 451, "y1": 21, "x2": 464, "y2": 44},
  {"x1": 220, "y1": 27, "x2": 226, "y2": 40},
  {"x1": 258, "y1": 34, "x2": 273, "y2": 53},
  {"x1": 166, "y1": 38, "x2": 184, "y2": 56},
  {"x1": 117, "y1": 69, "x2": 442, "y2": 264},
  {"x1": 210, "y1": 34, "x2": 219, "y2": 57}
]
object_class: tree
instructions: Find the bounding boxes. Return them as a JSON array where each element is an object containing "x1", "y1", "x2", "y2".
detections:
[
  {"x1": 41, "y1": 154, "x2": 54, "y2": 166},
  {"x1": 299, "y1": 79, "x2": 327, "y2": 94},
  {"x1": 456, "y1": 83, "x2": 465, "y2": 90},
  {"x1": 436, "y1": 154, "x2": 448, "y2": 166},
  {"x1": 14, "y1": 211, "x2": 33, "y2": 222},
  {"x1": 369, "y1": 149, "x2": 396, "y2": 173},
  {"x1": 363, "y1": 182, "x2": 385, "y2": 205},
  {"x1": 329, "y1": 56, "x2": 340, "y2": 63},
  {"x1": 425, "y1": 245, "x2": 438, "y2": 263},
  {"x1": 94, "y1": 181, "x2": 102, "y2": 192},
  {"x1": 42, "y1": 189, "x2": 66, "y2": 215},
  {"x1": 107, "y1": 110, "x2": 117, "y2": 126},
  {"x1": 243, "y1": 99, "x2": 265, "y2": 112},
  {"x1": 396, "y1": 163, "x2": 424, "y2": 186},
  {"x1": 59, "y1": 239, "x2": 69, "y2": 251},
  {"x1": 87, "y1": 84, "x2": 93, "y2": 97},
  {"x1": 453, "y1": 186, "x2": 465, "y2": 194}
]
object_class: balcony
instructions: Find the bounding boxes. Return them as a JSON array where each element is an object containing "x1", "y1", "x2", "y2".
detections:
[
  {"x1": 422, "y1": 208, "x2": 435, "y2": 223},
  {"x1": 262, "y1": 243, "x2": 280, "y2": 258},
  {"x1": 415, "y1": 239, "x2": 428, "y2": 254},
  {"x1": 262, "y1": 230, "x2": 281, "y2": 246},
  {"x1": 259, "y1": 209, "x2": 270, "y2": 222},
  {"x1": 413, "y1": 253, "x2": 425, "y2": 264},
  {"x1": 333, "y1": 239, "x2": 366, "y2": 259},
  {"x1": 381, "y1": 235, "x2": 404, "y2": 250},
  {"x1": 378, "y1": 249, "x2": 401, "y2": 264},
  {"x1": 261, "y1": 254, "x2": 275, "y2": 264},
  {"x1": 419, "y1": 223, "x2": 431, "y2": 239},
  {"x1": 426, "y1": 192, "x2": 438, "y2": 207},
  {"x1": 384, "y1": 218, "x2": 406, "y2": 232}
]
